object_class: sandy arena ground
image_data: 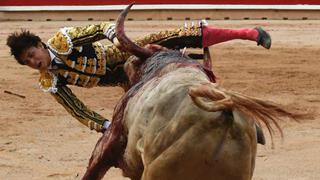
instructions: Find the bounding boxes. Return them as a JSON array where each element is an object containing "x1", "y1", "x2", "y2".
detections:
[{"x1": 0, "y1": 19, "x2": 319, "y2": 180}]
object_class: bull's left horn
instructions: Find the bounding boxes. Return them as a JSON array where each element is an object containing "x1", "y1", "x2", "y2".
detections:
[{"x1": 115, "y1": 3, "x2": 153, "y2": 59}]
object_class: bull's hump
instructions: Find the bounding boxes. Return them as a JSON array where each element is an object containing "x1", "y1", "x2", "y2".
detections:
[{"x1": 139, "y1": 66, "x2": 210, "y2": 102}]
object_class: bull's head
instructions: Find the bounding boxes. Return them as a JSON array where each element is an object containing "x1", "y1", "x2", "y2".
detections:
[
  {"x1": 115, "y1": 4, "x2": 213, "y2": 87},
  {"x1": 115, "y1": 4, "x2": 169, "y2": 87}
]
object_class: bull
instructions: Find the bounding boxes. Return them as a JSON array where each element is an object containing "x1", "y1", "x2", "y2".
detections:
[{"x1": 82, "y1": 4, "x2": 295, "y2": 180}]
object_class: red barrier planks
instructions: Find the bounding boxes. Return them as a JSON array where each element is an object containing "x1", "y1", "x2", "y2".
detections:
[{"x1": 1, "y1": 0, "x2": 320, "y2": 6}]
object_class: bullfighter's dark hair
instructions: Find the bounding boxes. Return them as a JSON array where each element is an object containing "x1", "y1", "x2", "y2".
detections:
[{"x1": 6, "y1": 29, "x2": 43, "y2": 65}]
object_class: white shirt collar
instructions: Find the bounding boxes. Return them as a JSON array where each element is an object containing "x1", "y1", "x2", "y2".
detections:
[
  {"x1": 48, "y1": 49, "x2": 56, "y2": 62},
  {"x1": 48, "y1": 49, "x2": 63, "y2": 69}
]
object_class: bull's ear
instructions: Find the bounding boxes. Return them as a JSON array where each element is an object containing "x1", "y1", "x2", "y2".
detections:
[{"x1": 123, "y1": 55, "x2": 142, "y2": 87}]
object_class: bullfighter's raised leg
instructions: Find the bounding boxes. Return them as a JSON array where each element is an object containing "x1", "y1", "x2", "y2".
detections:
[
  {"x1": 134, "y1": 21, "x2": 271, "y2": 51},
  {"x1": 201, "y1": 21, "x2": 271, "y2": 49}
]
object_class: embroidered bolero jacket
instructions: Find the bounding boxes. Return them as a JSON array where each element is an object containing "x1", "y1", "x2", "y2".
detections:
[{"x1": 39, "y1": 22, "x2": 202, "y2": 132}]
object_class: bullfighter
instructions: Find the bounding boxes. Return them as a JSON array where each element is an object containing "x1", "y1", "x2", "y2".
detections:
[{"x1": 6, "y1": 20, "x2": 271, "y2": 132}]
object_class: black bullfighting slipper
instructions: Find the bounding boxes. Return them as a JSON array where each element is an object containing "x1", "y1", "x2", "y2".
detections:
[{"x1": 255, "y1": 27, "x2": 272, "y2": 49}]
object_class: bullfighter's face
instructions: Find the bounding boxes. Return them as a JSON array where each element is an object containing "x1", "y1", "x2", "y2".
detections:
[{"x1": 19, "y1": 43, "x2": 51, "y2": 71}]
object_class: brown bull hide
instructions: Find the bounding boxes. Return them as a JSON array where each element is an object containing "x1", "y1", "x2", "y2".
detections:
[
  {"x1": 83, "y1": 51, "x2": 294, "y2": 180},
  {"x1": 122, "y1": 60, "x2": 256, "y2": 180},
  {"x1": 120, "y1": 51, "x2": 295, "y2": 180}
]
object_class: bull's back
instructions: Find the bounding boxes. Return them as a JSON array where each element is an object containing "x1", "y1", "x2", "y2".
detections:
[{"x1": 123, "y1": 67, "x2": 256, "y2": 180}]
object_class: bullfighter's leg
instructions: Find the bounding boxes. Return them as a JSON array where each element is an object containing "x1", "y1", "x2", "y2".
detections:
[
  {"x1": 201, "y1": 21, "x2": 271, "y2": 49},
  {"x1": 134, "y1": 21, "x2": 271, "y2": 50}
]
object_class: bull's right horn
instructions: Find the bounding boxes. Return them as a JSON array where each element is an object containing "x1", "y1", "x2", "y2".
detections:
[{"x1": 115, "y1": 3, "x2": 153, "y2": 59}]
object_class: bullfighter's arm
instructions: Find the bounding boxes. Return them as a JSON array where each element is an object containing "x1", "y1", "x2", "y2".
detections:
[
  {"x1": 39, "y1": 71, "x2": 109, "y2": 132},
  {"x1": 39, "y1": 71, "x2": 108, "y2": 132},
  {"x1": 50, "y1": 85, "x2": 108, "y2": 132},
  {"x1": 47, "y1": 22, "x2": 116, "y2": 55}
]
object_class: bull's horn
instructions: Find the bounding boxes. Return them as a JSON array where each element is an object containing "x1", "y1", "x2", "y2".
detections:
[{"x1": 116, "y1": 3, "x2": 153, "y2": 59}]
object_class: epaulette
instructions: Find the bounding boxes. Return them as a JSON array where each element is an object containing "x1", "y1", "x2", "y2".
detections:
[
  {"x1": 39, "y1": 71, "x2": 58, "y2": 93},
  {"x1": 47, "y1": 27, "x2": 73, "y2": 55}
]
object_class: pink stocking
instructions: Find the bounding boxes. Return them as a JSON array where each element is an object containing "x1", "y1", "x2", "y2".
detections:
[{"x1": 202, "y1": 26, "x2": 259, "y2": 47}]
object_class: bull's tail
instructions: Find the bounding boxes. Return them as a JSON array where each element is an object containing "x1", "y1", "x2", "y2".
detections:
[{"x1": 188, "y1": 83, "x2": 297, "y2": 145}]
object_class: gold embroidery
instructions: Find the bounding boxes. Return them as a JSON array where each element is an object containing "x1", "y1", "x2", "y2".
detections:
[
  {"x1": 66, "y1": 72, "x2": 79, "y2": 85},
  {"x1": 39, "y1": 71, "x2": 58, "y2": 93},
  {"x1": 64, "y1": 59, "x2": 75, "y2": 68},
  {"x1": 104, "y1": 45, "x2": 129, "y2": 68},
  {"x1": 101, "y1": 22, "x2": 111, "y2": 34},
  {"x1": 93, "y1": 42, "x2": 106, "y2": 75},
  {"x1": 67, "y1": 24, "x2": 97, "y2": 40},
  {"x1": 39, "y1": 71, "x2": 53, "y2": 88},
  {"x1": 85, "y1": 58, "x2": 96, "y2": 74},
  {"x1": 135, "y1": 24, "x2": 201, "y2": 47},
  {"x1": 93, "y1": 42, "x2": 103, "y2": 60},
  {"x1": 74, "y1": 46, "x2": 82, "y2": 52},
  {"x1": 86, "y1": 77, "x2": 100, "y2": 88},
  {"x1": 96, "y1": 59, "x2": 106, "y2": 75},
  {"x1": 48, "y1": 31, "x2": 71, "y2": 54},
  {"x1": 75, "y1": 57, "x2": 86, "y2": 72},
  {"x1": 77, "y1": 74, "x2": 90, "y2": 87}
]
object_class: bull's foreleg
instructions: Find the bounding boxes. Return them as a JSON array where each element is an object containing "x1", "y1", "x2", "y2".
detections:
[{"x1": 82, "y1": 127, "x2": 125, "y2": 180}]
